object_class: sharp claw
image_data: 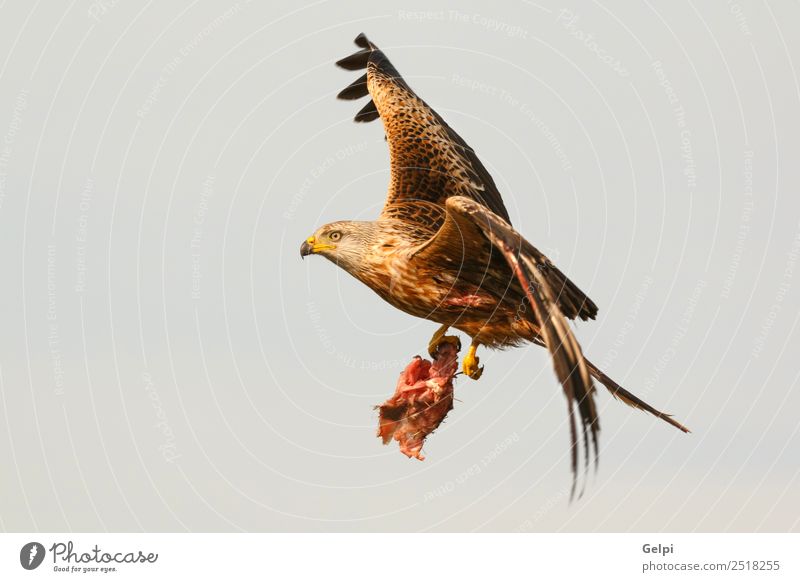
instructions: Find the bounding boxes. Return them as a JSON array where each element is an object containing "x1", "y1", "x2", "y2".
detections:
[
  {"x1": 463, "y1": 343, "x2": 484, "y2": 380},
  {"x1": 462, "y1": 356, "x2": 483, "y2": 379},
  {"x1": 428, "y1": 334, "x2": 461, "y2": 358}
]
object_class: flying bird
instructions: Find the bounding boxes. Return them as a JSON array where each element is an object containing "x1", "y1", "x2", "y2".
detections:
[{"x1": 301, "y1": 34, "x2": 688, "y2": 490}]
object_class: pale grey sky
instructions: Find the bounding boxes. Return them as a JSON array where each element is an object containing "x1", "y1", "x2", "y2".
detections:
[{"x1": 0, "y1": 0, "x2": 798, "y2": 532}]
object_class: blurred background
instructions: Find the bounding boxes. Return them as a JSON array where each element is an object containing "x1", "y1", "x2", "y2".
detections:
[{"x1": 0, "y1": 0, "x2": 798, "y2": 532}]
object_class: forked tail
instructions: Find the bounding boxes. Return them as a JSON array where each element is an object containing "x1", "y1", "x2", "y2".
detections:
[{"x1": 584, "y1": 358, "x2": 690, "y2": 433}]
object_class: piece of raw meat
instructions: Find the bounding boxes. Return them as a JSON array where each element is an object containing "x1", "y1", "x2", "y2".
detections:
[{"x1": 376, "y1": 341, "x2": 459, "y2": 460}]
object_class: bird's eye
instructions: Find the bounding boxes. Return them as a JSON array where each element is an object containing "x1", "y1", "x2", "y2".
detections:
[{"x1": 329, "y1": 231, "x2": 342, "y2": 242}]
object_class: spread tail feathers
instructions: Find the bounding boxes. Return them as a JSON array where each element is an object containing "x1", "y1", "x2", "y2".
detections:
[{"x1": 584, "y1": 358, "x2": 690, "y2": 433}]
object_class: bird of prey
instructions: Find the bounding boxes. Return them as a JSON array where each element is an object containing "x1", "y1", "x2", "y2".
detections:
[{"x1": 301, "y1": 34, "x2": 688, "y2": 489}]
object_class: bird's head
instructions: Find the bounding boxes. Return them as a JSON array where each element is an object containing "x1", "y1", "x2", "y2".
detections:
[{"x1": 300, "y1": 220, "x2": 375, "y2": 275}]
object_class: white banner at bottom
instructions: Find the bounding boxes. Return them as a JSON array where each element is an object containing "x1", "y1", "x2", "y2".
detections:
[{"x1": 1, "y1": 533, "x2": 796, "y2": 581}]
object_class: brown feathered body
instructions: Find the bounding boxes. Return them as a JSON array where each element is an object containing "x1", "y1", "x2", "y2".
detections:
[{"x1": 353, "y1": 215, "x2": 534, "y2": 349}]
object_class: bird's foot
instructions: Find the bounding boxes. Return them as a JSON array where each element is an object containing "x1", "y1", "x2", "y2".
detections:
[
  {"x1": 428, "y1": 325, "x2": 461, "y2": 358},
  {"x1": 462, "y1": 342, "x2": 484, "y2": 380}
]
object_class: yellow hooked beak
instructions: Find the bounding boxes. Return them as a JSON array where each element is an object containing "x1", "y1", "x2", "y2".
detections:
[{"x1": 300, "y1": 236, "x2": 334, "y2": 258}]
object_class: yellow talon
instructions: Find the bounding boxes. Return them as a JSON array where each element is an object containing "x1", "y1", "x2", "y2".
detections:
[
  {"x1": 428, "y1": 324, "x2": 461, "y2": 358},
  {"x1": 463, "y1": 342, "x2": 484, "y2": 380}
]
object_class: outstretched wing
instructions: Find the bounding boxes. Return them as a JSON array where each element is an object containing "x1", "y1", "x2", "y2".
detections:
[
  {"x1": 336, "y1": 33, "x2": 511, "y2": 223},
  {"x1": 337, "y1": 34, "x2": 598, "y2": 322},
  {"x1": 419, "y1": 196, "x2": 599, "y2": 496}
]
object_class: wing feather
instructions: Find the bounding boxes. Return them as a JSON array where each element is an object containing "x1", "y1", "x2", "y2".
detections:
[
  {"x1": 423, "y1": 197, "x2": 689, "y2": 495},
  {"x1": 335, "y1": 33, "x2": 511, "y2": 223},
  {"x1": 337, "y1": 73, "x2": 369, "y2": 100},
  {"x1": 436, "y1": 196, "x2": 599, "y2": 497},
  {"x1": 354, "y1": 99, "x2": 380, "y2": 123}
]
